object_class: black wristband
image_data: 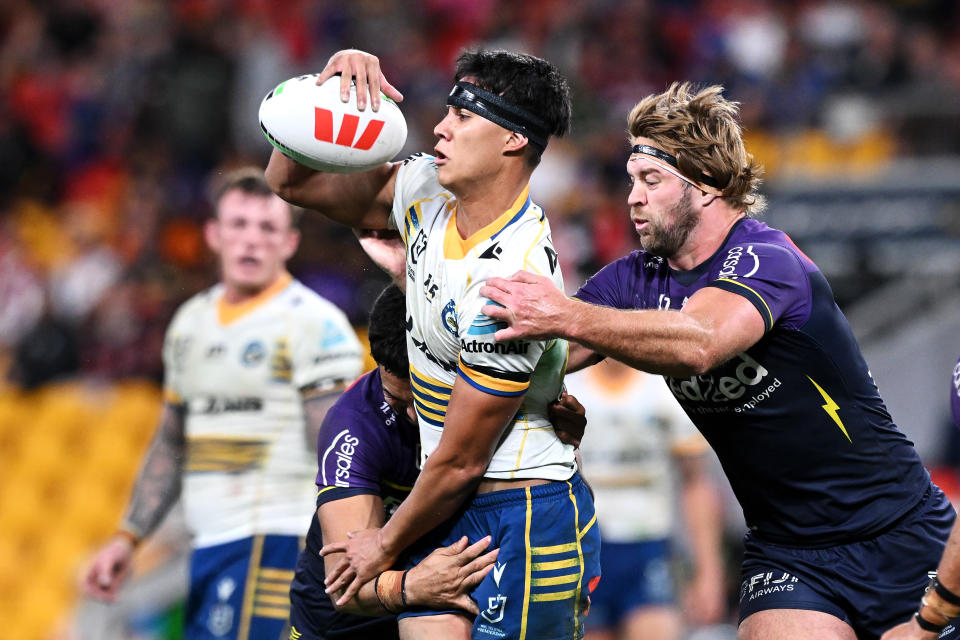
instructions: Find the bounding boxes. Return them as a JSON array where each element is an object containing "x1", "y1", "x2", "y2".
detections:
[
  {"x1": 915, "y1": 611, "x2": 947, "y2": 633},
  {"x1": 934, "y1": 576, "x2": 960, "y2": 607},
  {"x1": 400, "y1": 570, "x2": 409, "y2": 609}
]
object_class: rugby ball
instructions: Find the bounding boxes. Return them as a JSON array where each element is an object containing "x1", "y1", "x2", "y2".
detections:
[{"x1": 259, "y1": 74, "x2": 407, "y2": 173}]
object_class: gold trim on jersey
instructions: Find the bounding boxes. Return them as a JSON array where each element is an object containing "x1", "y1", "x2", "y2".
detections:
[
  {"x1": 443, "y1": 185, "x2": 530, "y2": 260},
  {"x1": 409, "y1": 365, "x2": 452, "y2": 428},
  {"x1": 217, "y1": 271, "x2": 293, "y2": 326},
  {"x1": 458, "y1": 358, "x2": 530, "y2": 397},
  {"x1": 237, "y1": 535, "x2": 264, "y2": 640},
  {"x1": 186, "y1": 436, "x2": 270, "y2": 473},
  {"x1": 404, "y1": 194, "x2": 452, "y2": 244}
]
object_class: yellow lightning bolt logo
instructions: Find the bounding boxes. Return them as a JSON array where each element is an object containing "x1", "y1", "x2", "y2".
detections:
[{"x1": 807, "y1": 376, "x2": 851, "y2": 443}]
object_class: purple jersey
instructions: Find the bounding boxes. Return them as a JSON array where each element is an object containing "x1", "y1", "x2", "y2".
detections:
[
  {"x1": 575, "y1": 218, "x2": 930, "y2": 546},
  {"x1": 952, "y1": 355, "x2": 960, "y2": 430},
  {"x1": 290, "y1": 369, "x2": 419, "y2": 639}
]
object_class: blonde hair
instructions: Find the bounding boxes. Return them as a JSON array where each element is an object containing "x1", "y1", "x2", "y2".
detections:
[{"x1": 627, "y1": 82, "x2": 766, "y2": 216}]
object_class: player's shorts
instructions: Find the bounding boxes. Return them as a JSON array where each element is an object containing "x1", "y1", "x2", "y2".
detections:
[
  {"x1": 585, "y1": 537, "x2": 673, "y2": 630},
  {"x1": 185, "y1": 534, "x2": 301, "y2": 640},
  {"x1": 738, "y1": 482, "x2": 955, "y2": 640},
  {"x1": 398, "y1": 473, "x2": 601, "y2": 640},
  {"x1": 287, "y1": 540, "x2": 400, "y2": 640}
]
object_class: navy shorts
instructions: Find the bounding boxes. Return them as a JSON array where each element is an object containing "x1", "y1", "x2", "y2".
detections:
[
  {"x1": 585, "y1": 538, "x2": 674, "y2": 630},
  {"x1": 738, "y1": 482, "x2": 955, "y2": 640},
  {"x1": 399, "y1": 474, "x2": 602, "y2": 640},
  {"x1": 186, "y1": 534, "x2": 301, "y2": 640}
]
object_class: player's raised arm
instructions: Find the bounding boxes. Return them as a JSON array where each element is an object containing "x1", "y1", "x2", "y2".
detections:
[{"x1": 264, "y1": 49, "x2": 404, "y2": 230}]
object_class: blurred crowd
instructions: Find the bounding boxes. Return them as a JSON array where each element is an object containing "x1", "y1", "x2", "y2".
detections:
[{"x1": 2, "y1": 0, "x2": 959, "y2": 388}]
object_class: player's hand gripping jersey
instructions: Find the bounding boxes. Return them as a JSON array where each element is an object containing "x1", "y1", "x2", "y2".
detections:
[
  {"x1": 163, "y1": 275, "x2": 363, "y2": 548},
  {"x1": 576, "y1": 218, "x2": 931, "y2": 546},
  {"x1": 389, "y1": 153, "x2": 574, "y2": 480}
]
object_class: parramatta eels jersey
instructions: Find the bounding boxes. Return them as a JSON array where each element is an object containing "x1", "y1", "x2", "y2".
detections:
[
  {"x1": 575, "y1": 218, "x2": 930, "y2": 546},
  {"x1": 564, "y1": 365, "x2": 706, "y2": 542},
  {"x1": 163, "y1": 273, "x2": 363, "y2": 548},
  {"x1": 388, "y1": 154, "x2": 575, "y2": 480}
]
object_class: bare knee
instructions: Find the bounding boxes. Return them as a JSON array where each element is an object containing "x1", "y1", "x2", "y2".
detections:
[
  {"x1": 739, "y1": 609, "x2": 856, "y2": 640},
  {"x1": 399, "y1": 612, "x2": 473, "y2": 640}
]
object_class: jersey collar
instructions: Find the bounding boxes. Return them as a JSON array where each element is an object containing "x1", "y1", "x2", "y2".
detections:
[
  {"x1": 217, "y1": 271, "x2": 293, "y2": 325},
  {"x1": 443, "y1": 185, "x2": 531, "y2": 260}
]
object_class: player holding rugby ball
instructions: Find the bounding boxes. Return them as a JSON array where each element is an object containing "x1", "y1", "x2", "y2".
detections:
[{"x1": 267, "y1": 49, "x2": 600, "y2": 640}]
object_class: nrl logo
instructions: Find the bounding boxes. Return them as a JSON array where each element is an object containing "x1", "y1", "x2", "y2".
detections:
[{"x1": 481, "y1": 594, "x2": 507, "y2": 623}]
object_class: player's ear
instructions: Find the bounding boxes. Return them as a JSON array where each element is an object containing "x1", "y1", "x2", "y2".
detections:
[
  {"x1": 504, "y1": 130, "x2": 529, "y2": 155},
  {"x1": 204, "y1": 218, "x2": 221, "y2": 253},
  {"x1": 699, "y1": 191, "x2": 718, "y2": 208},
  {"x1": 282, "y1": 229, "x2": 301, "y2": 260}
]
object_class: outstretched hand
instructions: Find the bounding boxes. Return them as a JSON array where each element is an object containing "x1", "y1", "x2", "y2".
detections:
[
  {"x1": 407, "y1": 536, "x2": 499, "y2": 614},
  {"x1": 321, "y1": 527, "x2": 395, "y2": 607},
  {"x1": 81, "y1": 534, "x2": 136, "y2": 602},
  {"x1": 480, "y1": 270, "x2": 573, "y2": 342},
  {"x1": 355, "y1": 228, "x2": 406, "y2": 290},
  {"x1": 316, "y1": 49, "x2": 404, "y2": 112}
]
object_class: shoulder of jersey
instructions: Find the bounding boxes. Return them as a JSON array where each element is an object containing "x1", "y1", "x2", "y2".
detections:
[
  {"x1": 397, "y1": 153, "x2": 440, "y2": 189},
  {"x1": 492, "y1": 201, "x2": 552, "y2": 252},
  {"x1": 169, "y1": 284, "x2": 221, "y2": 326}
]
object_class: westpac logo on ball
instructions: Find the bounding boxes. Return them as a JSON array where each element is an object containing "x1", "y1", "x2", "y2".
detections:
[{"x1": 260, "y1": 74, "x2": 407, "y2": 173}]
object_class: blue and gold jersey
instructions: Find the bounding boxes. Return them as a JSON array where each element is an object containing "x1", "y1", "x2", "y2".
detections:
[
  {"x1": 576, "y1": 218, "x2": 931, "y2": 546},
  {"x1": 389, "y1": 154, "x2": 575, "y2": 481},
  {"x1": 162, "y1": 274, "x2": 363, "y2": 547}
]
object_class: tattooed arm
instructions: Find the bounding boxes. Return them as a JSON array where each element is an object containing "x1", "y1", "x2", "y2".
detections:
[{"x1": 82, "y1": 403, "x2": 186, "y2": 601}]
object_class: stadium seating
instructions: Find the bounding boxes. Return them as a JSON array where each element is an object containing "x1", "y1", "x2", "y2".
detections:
[{"x1": 0, "y1": 381, "x2": 160, "y2": 639}]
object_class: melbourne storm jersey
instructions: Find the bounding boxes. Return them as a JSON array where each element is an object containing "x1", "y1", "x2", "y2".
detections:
[
  {"x1": 388, "y1": 154, "x2": 575, "y2": 481},
  {"x1": 162, "y1": 274, "x2": 363, "y2": 548},
  {"x1": 289, "y1": 369, "x2": 420, "y2": 639},
  {"x1": 575, "y1": 218, "x2": 930, "y2": 546}
]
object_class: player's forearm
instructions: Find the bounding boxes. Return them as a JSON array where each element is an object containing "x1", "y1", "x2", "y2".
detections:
[
  {"x1": 265, "y1": 149, "x2": 394, "y2": 229},
  {"x1": 934, "y1": 519, "x2": 960, "y2": 598},
  {"x1": 122, "y1": 404, "x2": 186, "y2": 539},
  {"x1": 562, "y1": 300, "x2": 717, "y2": 377},
  {"x1": 265, "y1": 148, "x2": 320, "y2": 208},
  {"x1": 330, "y1": 573, "x2": 395, "y2": 617},
  {"x1": 681, "y1": 472, "x2": 725, "y2": 580},
  {"x1": 379, "y1": 457, "x2": 485, "y2": 556}
]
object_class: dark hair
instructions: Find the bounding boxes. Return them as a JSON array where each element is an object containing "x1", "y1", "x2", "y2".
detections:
[
  {"x1": 368, "y1": 285, "x2": 408, "y2": 378},
  {"x1": 210, "y1": 167, "x2": 302, "y2": 226},
  {"x1": 454, "y1": 50, "x2": 571, "y2": 166}
]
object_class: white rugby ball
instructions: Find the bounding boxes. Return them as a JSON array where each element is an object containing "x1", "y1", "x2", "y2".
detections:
[{"x1": 259, "y1": 74, "x2": 407, "y2": 173}]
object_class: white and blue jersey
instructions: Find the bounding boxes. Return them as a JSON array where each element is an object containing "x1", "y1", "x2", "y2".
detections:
[
  {"x1": 162, "y1": 273, "x2": 363, "y2": 639},
  {"x1": 389, "y1": 154, "x2": 600, "y2": 639},
  {"x1": 389, "y1": 153, "x2": 575, "y2": 480}
]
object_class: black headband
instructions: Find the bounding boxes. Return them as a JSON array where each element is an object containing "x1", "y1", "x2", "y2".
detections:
[
  {"x1": 631, "y1": 144, "x2": 721, "y2": 190},
  {"x1": 447, "y1": 82, "x2": 550, "y2": 152}
]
